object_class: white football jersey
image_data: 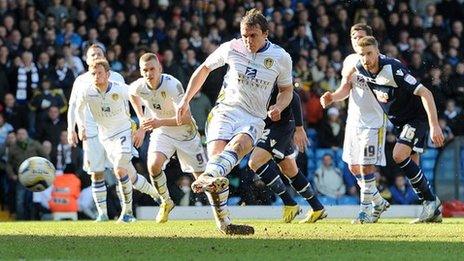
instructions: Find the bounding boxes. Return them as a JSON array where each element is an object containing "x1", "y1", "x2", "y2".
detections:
[
  {"x1": 67, "y1": 71, "x2": 125, "y2": 137},
  {"x1": 75, "y1": 81, "x2": 131, "y2": 140},
  {"x1": 204, "y1": 39, "x2": 293, "y2": 119},
  {"x1": 344, "y1": 54, "x2": 385, "y2": 129},
  {"x1": 129, "y1": 74, "x2": 197, "y2": 141}
]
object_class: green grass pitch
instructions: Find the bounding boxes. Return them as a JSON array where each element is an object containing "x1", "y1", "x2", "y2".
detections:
[{"x1": 1, "y1": 219, "x2": 463, "y2": 260}]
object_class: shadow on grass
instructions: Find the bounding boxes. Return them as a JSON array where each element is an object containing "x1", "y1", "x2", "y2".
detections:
[{"x1": 0, "y1": 235, "x2": 463, "y2": 260}]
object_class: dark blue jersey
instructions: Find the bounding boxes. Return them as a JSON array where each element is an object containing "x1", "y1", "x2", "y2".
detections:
[
  {"x1": 264, "y1": 88, "x2": 302, "y2": 127},
  {"x1": 355, "y1": 56, "x2": 427, "y2": 126}
]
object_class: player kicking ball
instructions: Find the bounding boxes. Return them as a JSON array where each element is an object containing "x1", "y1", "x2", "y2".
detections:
[
  {"x1": 355, "y1": 36, "x2": 444, "y2": 223},
  {"x1": 176, "y1": 9, "x2": 294, "y2": 235},
  {"x1": 249, "y1": 89, "x2": 326, "y2": 223},
  {"x1": 129, "y1": 53, "x2": 207, "y2": 223}
]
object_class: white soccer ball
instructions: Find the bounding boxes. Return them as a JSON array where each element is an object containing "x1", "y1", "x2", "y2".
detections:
[{"x1": 18, "y1": 157, "x2": 56, "y2": 192}]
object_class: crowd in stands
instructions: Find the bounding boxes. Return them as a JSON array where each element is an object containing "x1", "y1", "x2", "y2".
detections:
[{"x1": 1, "y1": 0, "x2": 464, "y2": 220}]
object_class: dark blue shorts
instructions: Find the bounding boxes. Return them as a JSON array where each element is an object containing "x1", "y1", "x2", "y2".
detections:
[
  {"x1": 394, "y1": 118, "x2": 428, "y2": 153},
  {"x1": 256, "y1": 120, "x2": 296, "y2": 162}
]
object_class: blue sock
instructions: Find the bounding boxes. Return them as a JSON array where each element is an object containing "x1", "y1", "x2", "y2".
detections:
[
  {"x1": 398, "y1": 157, "x2": 435, "y2": 201},
  {"x1": 256, "y1": 160, "x2": 296, "y2": 206},
  {"x1": 290, "y1": 171, "x2": 324, "y2": 211}
]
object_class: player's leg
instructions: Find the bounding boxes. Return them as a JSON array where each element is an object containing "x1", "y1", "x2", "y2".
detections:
[
  {"x1": 361, "y1": 165, "x2": 389, "y2": 222},
  {"x1": 83, "y1": 137, "x2": 109, "y2": 221},
  {"x1": 393, "y1": 121, "x2": 441, "y2": 223},
  {"x1": 248, "y1": 147, "x2": 299, "y2": 223},
  {"x1": 147, "y1": 152, "x2": 175, "y2": 223},
  {"x1": 126, "y1": 146, "x2": 159, "y2": 202},
  {"x1": 278, "y1": 157, "x2": 326, "y2": 223}
]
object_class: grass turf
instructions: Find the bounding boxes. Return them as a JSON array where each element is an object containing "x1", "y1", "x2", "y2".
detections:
[{"x1": 0, "y1": 219, "x2": 463, "y2": 260}]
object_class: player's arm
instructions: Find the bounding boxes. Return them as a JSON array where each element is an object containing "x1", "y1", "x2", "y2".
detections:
[
  {"x1": 66, "y1": 79, "x2": 80, "y2": 146},
  {"x1": 415, "y1": 86, "x2": 444, "y2": 147},
  {"x1": 269, "y1": 51, "x2": 294, "y2": 121},
  {"x1": 291, "y1": 91, "x2": 309, "y2": 152},
  {"x1": 320, "y1": 58, "x2": 355, "y2": 108},
  {"x1": 74, "y1": 91, "x2": 87, "y2": 141},
  {"x1": 128, "y1": 92, "x2": 146, "y2": 148},
  {"x1": 393, "y1": 64, "x2": 444, "y2": 147},
  {"x1": 176, "y1": 41, "x2": 229, "y2": 124}
]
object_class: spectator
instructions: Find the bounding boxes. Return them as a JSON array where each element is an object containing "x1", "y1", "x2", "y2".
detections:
[
  {"x1": 62, "y1": 44, "x2": 84, "y2": 77},
  {"x1": 0, "y1": 113, "x2": 13, "y2": 146},
  {"x1": 390, "y1": 175, "x2": 419, "y2": 205},
  {"x1": 6, "y1": 128, "x2": 45, "y2": 220},
  {"x1": 314, "y1": 154, "x2": 346, "y2": 199},
  {"x1": 2, "y1": 93, "x2": 28, "y2": 130},
  {"x1": 53, "y1": 130, "x2": 81, "y2": 173},
  {"x1": 13, "y1": 51, "x2": 40, "y2": 106},
  {"x1": 36, "y1": 106, "x2": 67, "y2": 149},
  {"x1": 29, "y1": 79, "x2": 67, "y2": 127},
  {"x1": 50, "y1": 55, "x2": 75, "y2": 99},
  {"x1": 171, "y1": 175, "x2": 196, "y2": 206},
  {"x1": 317, "y1": 107, "x2": 344, "y2": 149}
]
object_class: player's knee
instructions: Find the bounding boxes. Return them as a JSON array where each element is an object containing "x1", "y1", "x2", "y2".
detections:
[
  {"x1": 248, "y1": 157, "x2": 265, "y2": 172},
  {"x1": 114, "y1": 167, "x2": 127, "y2": 178},
  {"x1": 92, "y1": 172, "x2": 105, "y2": 182},
  {"x1": 149, "y1": 164, "x2": 163, "y2": 177},
  {"x1": 392, "y1": 152, "x2": 409, "y2": 164},
  {"x1": 349, "y1": 165, "x2": 360, "y2": 174}
]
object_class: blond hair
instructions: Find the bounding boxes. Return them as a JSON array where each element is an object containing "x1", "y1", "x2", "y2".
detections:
[
  {"x1": 139, "y1": 52, "x2": 159, "y2": 64},
  {"x1": 357, "y1": 36, "x2": 378, "y2": 48},
  {"x1": 88, "y1": 58, "x2": 110, "y2": 71}
]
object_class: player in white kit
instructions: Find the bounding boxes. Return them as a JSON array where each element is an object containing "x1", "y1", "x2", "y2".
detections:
[
  {"x1": 320, "y1": 24, "x2": 390, "y2": 223},
  {"x1": 67, "y1": 44, "x2": 157, "y2": 221},
  {"x1": 176, "y1": 9, "x2": 294, "y2": 235},
  {"x1": 129, "y1": 53, "x2": 206, "y2": 223},
  {"x1": 75, "y1": 59, "x2": 138, "y2": 222}
]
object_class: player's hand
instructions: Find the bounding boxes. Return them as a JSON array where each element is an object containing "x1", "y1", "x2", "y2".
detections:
[
  {"x1": 268, "y1": 105, "x2": 282, "y2": 121},
  {"x1": 132, "y1": 128, "x2": 145, "y2": 148},
  {"x1": 67, "y1": 130, "x2": 79, "y2": 147},
  {"x1": 430, "y1": 124, "x2": 445, "y2": 147},
  {"x1": 141, "y1": 117, "x2": 162, "y2": 131},
  {"x1": 77, "y1": 128, "x2": 87, "y2": 141},
  {"x1": 293, "y1": 126, "x2": 309, "y2": 152},
  {"x1": 320, "y1": 92, "x2": 333, "y2": 109},
  {"x1": 176, "y1": 99, "x2": 189, "y2": 125}
]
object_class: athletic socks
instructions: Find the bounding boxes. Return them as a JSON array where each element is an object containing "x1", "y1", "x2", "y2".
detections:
[
  {"x1": 289, "y1": 171, "x2": 324, "y2": 211},
  {"x1": 150, "y1": 171, "x2": 171, "y2": 202},
  {"x1": 205, "y1": 189, "x2": 231, "y2": 230},
  {"x1": 205, "y1": 150, "x2": 239, "y2": 177},
  {"x1": 117, "y1": 174, "x2": 133, "y2": 214},
  {"x1": 355, "y1": 173, "x2": 384, "y2": 208},
  {"x1": 256, "y1": 160, "x2": 296, "y2": 206},
  {"x1": 133, "y1": 173, "x2": 159, "y2": 200},
  {"x1": 398, "y1": 157, "x2": 435, "y2": 201},
  {"x1": 91, "y1": 179, "x2": 107, "y2": 216}
]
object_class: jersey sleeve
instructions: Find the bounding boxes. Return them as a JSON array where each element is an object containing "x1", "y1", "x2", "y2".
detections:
[
  {"x1": 203, "y1": 41, "x2": 231, "y2": 70},
  {"x1": 341, "y1": 54, "x2": 358, "y2": 78},
  {"x1": 67, "y1": 77, "x2": 82, "y2": 132},
  {"x1": 276, "y1": 51, "x2": 293, "y2": 86},
  {"x1": 128, "y1": 80, "x2": 139, "y2": 96},
  {"x1": 392, "y1": 62, "x2": 422, "y2": 95},
  {"x1": 168, "y1": 77, "x2": 185, "y2": 104},
  {"x1": 110, "y1": 71, "x2": 126, "y2": 84}
]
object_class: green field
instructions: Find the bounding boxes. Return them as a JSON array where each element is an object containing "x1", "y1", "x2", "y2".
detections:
[{"x1": 1, "y1": 219, "x2": 463, "y2": 260}]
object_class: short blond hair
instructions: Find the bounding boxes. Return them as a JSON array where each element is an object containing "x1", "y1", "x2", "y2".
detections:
[
  {"x1": 357, "y1": 36, "x2": 378, "y2": 48},
  {"x1": 88, "y1": 58, "x2": 110, "y2": 71},
  {"x1": 139, "y1": 52, "x2": 159, "y2": 64}
]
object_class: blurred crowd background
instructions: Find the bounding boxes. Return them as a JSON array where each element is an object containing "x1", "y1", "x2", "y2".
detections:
[{"x1": 1, "y1": 0, "x2": 463, "y2": 220}]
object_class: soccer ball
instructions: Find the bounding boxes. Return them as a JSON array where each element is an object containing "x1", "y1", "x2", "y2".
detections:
[{"x1": 18, "y1": 157, "x2": 56, "y2": 192}]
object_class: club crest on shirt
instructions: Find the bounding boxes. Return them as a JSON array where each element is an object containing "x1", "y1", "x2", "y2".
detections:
[
  {"x1": 264, "y1": 58, "x2": 274, "y2": 69},
  {"x1": 372, "y1": 89, "x2": 389, "y2": 103},
  {"x1": 161, "y1": 91, "x2": 166, "y2": 99},
  {"x1": 112, "y1": 93, "x2": 119, "y2": 101}
]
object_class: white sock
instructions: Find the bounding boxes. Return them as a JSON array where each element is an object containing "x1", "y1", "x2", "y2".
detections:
[
  {"x1": 205, "y1": 150, "x2": 238, "y2": 177},
  {"x1": 91, "y1": 180, "x2": 107, "y2": 216},
  {"x1": 365, "y1": 177, "x2": 384, "y2": 206},
  {"x1": 133, "y1": 173, "x2": 159, "y2": 200},
  {"x1": 117, "y1": 174, "x2": 133, "y2": 215},
  {"x1": 150, "y1": 171, "x2": 171, "y2": 202},
  {"x1": 205, "y1": 188, "x2": 231, "y2": 230}
]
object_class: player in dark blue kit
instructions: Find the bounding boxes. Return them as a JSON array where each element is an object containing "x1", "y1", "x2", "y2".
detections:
[
  {"x1": 248, "y1": 89, "x2": 326, "y2": 223},
  {"x1": 355, "y1": 36, "x2": 445, "y2": 223}
]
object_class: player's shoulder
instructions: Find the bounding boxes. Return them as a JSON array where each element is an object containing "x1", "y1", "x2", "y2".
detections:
[
  {"x1": 380, "y1": 55, "x2": 406, "y2": 70},
  {"x1": 267, "y1": 41, "x2": 292, "y2": 64},
  {"x1": 129, "y1": 78, "x2": 145, "y2": 89},
  {"x1": 343, "y1": 53, "x2": 359, "y2": 66},
  {"x1": 109, "y1": 70, "x2": 125, "y2": 83},
  {"x1": 160, "y1": 74, "x2": 183, "y2": 93},
  {"x1": 109, "y1": 80, "x2": 128, "y2": 91},
  {"x1": 74, "y1": 71, "x2": 90, "y2": 83}
]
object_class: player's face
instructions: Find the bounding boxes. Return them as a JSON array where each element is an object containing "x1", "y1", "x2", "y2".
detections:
[
  {"x1": 240, "y1": 24, "x2": 268, "y2": 53},
  {"x1": 351, "y1": 30, "x2": 367, "y2": 52},
  {"x1": 357, "y1": 45, "x2": 380, "y2": 73},
  {"x1": 86, "y1": 47, "x2": 105, "y2": 65},
  {"x1": 140, "y1": 59, "x2": 161, "y2": 87},
  {"x1": 90, "y1": 64, "x2": 109, "y2": 88}
]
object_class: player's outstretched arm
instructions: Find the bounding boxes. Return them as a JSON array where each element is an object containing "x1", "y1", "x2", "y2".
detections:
[
  {"x1": 67, "y1": 79, "x2": 80, "y2": 146},
  {"x1": 320, "y1": 65, "x2": 354, "y2": 108},
  {"x1": 416, "y1": 86, "x2": 445, "y2": 147},
  {"x1": 74, "y1": 93, "x2": 87, "y2": 142},
  {"x1": 176, "y1": 64, "x2": 211, "y2": 125},
  {"x1": 269, "y1": 84, "x2": 293, "y2": 121},
  {"x1": 128, "y1": 94, "x2": 146, "y2": 148}
]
